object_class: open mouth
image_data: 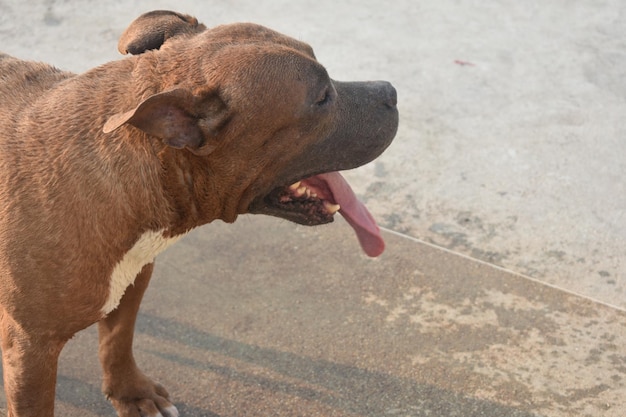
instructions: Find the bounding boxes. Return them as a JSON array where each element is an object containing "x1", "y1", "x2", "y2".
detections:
[
  {"x1": 256, "y1": 172, "x2": 386, "y2": 257},
  {"x1": 265, "y1": 177, "x2": 341, "y2": 226}
]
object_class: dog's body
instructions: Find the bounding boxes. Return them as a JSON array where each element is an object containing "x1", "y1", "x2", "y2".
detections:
[{"x1": 0, "y1": 11, "x2": 397, "y2": 417}]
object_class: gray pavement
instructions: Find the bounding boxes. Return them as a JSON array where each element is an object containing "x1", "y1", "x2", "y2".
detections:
[
  {"x1": 0, "y1": 1, "x2": 625, "y2": 416},
  {"x1": 3, "y1": 218, "x2": 625, "y2": 416}
]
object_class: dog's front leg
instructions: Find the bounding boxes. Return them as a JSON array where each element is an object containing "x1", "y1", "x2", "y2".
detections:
[
  {"x1": 0, "y1": 312, "x2": 66, "y2": 417},
  {"x1": 98, "y1": 263, "x2": 179, "y2": 417}
]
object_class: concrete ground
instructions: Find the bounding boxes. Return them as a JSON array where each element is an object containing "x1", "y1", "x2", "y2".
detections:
[{"x1": 0, "y1": 0, "x2": 625, "y2": 416}]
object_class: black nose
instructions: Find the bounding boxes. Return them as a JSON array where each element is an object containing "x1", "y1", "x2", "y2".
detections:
[
  {"x1": 385, "y1": 84, "x2": 398, "y2": 109},
  {"x1": 371, "y1": 80, "x2": 397, "y2": 109}
]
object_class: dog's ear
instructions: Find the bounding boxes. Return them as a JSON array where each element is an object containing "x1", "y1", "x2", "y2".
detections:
[
  {"x1": 118, "y1": 10, "x2": 207, "y2": 55},
  {"x1": 103, "y1": 88, "x2": 228, "y2": 155}
]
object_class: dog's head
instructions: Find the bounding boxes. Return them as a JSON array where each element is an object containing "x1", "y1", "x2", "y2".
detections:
[{"x1": 105, "y1": 11, "x2": 398, "y2": 256}]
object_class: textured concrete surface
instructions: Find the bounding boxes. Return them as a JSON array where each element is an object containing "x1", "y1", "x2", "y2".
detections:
[
  {"x1": 2, "y1": 218, "x2": 625, "y2": 416},
  {"x1": 0, "y1": 1, "x2": 625, "y2": 416}
]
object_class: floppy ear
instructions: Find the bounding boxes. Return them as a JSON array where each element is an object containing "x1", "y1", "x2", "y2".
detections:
[
  {"x1": 118, "y1": 10, "x2": 207, "y2": 55},
  {"x1": 103, "y1": 88, "x2": 228, "y2": 155}
]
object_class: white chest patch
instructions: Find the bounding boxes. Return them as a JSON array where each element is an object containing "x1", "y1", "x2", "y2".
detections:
[{"x1": 101, "y1": 230, "x2": 184, "y2": 315}]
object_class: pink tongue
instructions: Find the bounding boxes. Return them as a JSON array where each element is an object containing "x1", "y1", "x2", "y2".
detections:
[{"x1": 317, "y1": 172, "x2": 385, "y2": 257}]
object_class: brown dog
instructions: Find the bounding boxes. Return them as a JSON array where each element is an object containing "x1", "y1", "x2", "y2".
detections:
[{"x1": 0, "y1": 10, "x2": 397, "y2": 417}]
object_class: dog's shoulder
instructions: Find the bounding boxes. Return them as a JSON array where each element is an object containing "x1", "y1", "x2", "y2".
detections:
[{"x1": 0, "y1": 53, "x2": 73, "y2": 108}]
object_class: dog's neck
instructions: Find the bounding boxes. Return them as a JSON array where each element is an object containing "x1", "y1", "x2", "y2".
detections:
[{"x1": 156, "y1": 146, "x2": 238, "y2": 237}]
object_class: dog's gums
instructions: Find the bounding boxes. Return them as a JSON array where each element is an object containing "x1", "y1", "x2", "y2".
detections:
[{"x1": 267, "y1": 178, "x2": 341, "y2": 225}]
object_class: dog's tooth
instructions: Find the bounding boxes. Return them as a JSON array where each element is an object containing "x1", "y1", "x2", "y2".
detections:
[
  {"x1": 311, "y1": 192, "x2": 318, "y2": 198},
  {"x1": 305, "y1": 188, "x2": 312, "y2": 198},
  {"x1": 289, "y1": 181, "x2": 301, "y2": 190},
  {"x1": 323, "y1": 201, "x2": 341, "y2": 214},
  {"x1": 294, "y1": 186, "x2": 307, "y2": 197}
]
